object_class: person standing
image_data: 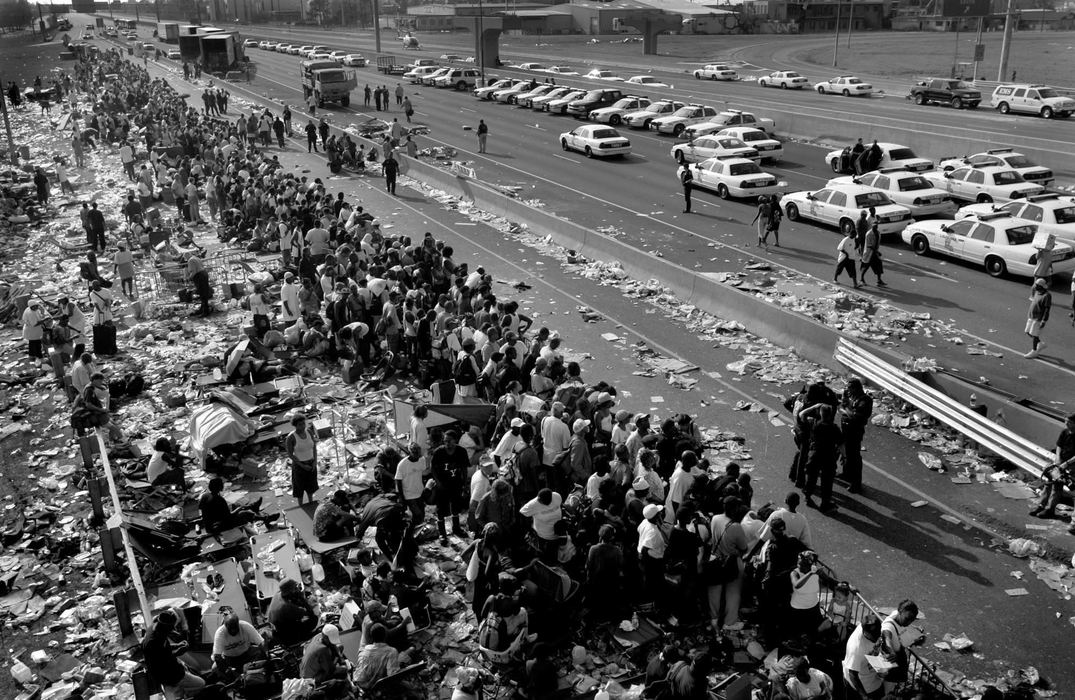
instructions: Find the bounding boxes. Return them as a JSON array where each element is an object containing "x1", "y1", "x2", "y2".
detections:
[
  {"x1": 838, "y1": 378, "x2": 873, "y2": 494},
  {"x1": 800, "y1": 404, "x2": 842, "y2": 512},
  {"x1": 751, "y1": 195, "x2": 771, "y2": 247},
  {"x1": 403, "y1": 96, "x2": 414, "y2": 123},
  {"x1": 186, "y1": 252, "x2": 212, "y2": 316},
  {"x1": 305, "y1": 120, "x2": 319, "y2": 153},
  {"x1": 71, "y1": 131, "x2": 85, "y2": 168},
  {"x1": 1024, "y1": 278, "x2": 1052, "y2": 359},
  {"x1": 431, "y1": 430, "x2": 470, "y2": 544},
  {"x1": 113, "y1": 241, "x2": 136, "y2": 299},
  {"x1": 859, "y1": 223, "x2": 886, "y2": 287},
  {"x1": 33, "y1": 167, "x2": 50, "y2": 206},
  {"x1": 834, "y1": 231, "x2": 860, "y2": 288},
  {"x1": 680, "y1": 165, "x2": 693, "y2": 214},
  {"x1": 55, "y1": 159, "x2": 75, "y2": 195},
  {"x1": 273, "y1": 114, "x2": 286, "y2": 148},
  {"x1": 283, "y1": 104, "x2": 293, "y2": 136},
  {"x1": 394, "y1": 442, "x2": 426, "y2": 523},
  {"x1": 306, "y1": 92, "x2": 317, "y2": 116},
  {"x1": 764, "y1": 197, "x2": 782, "y2": 247},
  {"x1": 383, "y1": 152, "x2": 399, "y2": 195},
  {"x1": 286, "y1": 414, "x2": 319, "y2": 505},
  {"x1": 373, "y1": 87, "x2": 382, "y2": 111},
  {"x1": 21, "y1": 299, "x2": 45, "y2": 359},
  {"x1": 280, "y1": 272, "x2": 300, "y2": 323},
  {"x1": 364, "y1": 84, "x2": 372, "y2": 108},
  {"x1": 318, "y1": 118, "x2": 330, "y2": 150},
  {"x1": 394, "y1": 83, "x2": 404, "y2": 106},
  {"x1": 1030, "y1": 413, "x2": 1075, "y2": 533},
  {"x1": 476, "y1": 119, "x2": 488, "y2": 154},
  {"x1": 119, "y1": 141, "x2": 136, "y2": 181}
]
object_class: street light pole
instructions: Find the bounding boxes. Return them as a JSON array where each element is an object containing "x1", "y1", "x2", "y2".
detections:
[
  {"x1": 373, "y1": 0, "x2": 382, "y2": 53},
  {"x1": 477, "y1": 0, "x2": 484, "y2": 82},
  {"x1": 846, "y1": 0, "x2": 853, "y2": 48},
  {"x1": 997, "y1": 0, "x2": 1015, "y2": 81},
  {"x1": 832, "y1": 1, "x2": 842, "y2": 67}
]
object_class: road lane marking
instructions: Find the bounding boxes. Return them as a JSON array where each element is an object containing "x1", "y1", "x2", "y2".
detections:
[{"x1": 552, "y1": 154, "x2": 575, "y2": 162}]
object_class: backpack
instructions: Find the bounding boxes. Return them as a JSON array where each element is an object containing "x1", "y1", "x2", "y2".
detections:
[{"x1": 453, "y1": 353, "x2": 477, "y2": 385}]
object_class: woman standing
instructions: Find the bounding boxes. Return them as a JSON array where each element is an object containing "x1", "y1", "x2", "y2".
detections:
[
  {"x1": 286, "y1": 414, "x2": 319, "y2": 505},
  {"x1": 469, "y1": 523, "x2": 502, "y2": 618}
]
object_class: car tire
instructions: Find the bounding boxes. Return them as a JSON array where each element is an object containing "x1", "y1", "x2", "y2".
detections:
[
  {"x1": 675, "y1": 150, "x2": 686, "y2": 164},
  {"x1": 817, "y1": 86, "x2": 826, "y2": 94},
  {"x1": 914, "y1": 93, "x2": 925, "y2": 105},
  {"x1": 694, "y1": 72, "x2": 701, "y2": 79},
  {"x1": 585, "y1": 146, "x2": 594, "y2": 158},
  {"x1": 456, "y1": 80, "x2": 466, "y2": 90},
  {"x1": 717, "y1": 184, "x2": 730, "y2": 199},
  {"x1": 610, "y1": 114, "x2": 621, "y2": 126},
  {"x1": 842, "y1": 89, "x2": 850, "y2": 97},
  {"x1": 976, "y1": 193, "x2": 993, "y2": 203},
  {"x1": 1041, "y1": 106, "x2": 1054, "y2": 119},
  {"x1": 786, "y1": 203, "x2": 800, "y2": 221},
  {"x1": 561, "y1": 139, "x2": 569, "y2": 151},
  {"x1": 985, "y1": 256, "x2": 1007, "y2": 277},
  {"x1": 952, "y1": 97, "x2": 963, "y2": 109},
  {"x1": 998, "y1": 102, "x2": 1010, "y2": 114},
  {"x1": 642, "y1": 119, "x2": 652, "y2": 129},
  {"x1": 781, "y1": 82, "x2": 787, "y2": 89},
  {"x1": 911, "y1": 235, "x2": 930, "y2": 255},
  {"x1": 672, "y1": 124, "x2": 685, "y2": 136},
  {"x1": 830, "y1": 159, "x2": 841, "y2": 174}
]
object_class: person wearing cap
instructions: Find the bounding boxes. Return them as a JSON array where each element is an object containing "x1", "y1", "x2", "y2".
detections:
[
  {"x1": 113, "y1": 240, "x2": 136, "y2": 299},
  {"x1": 211, "y1": 612, "x2": 265, "y2": 674},
  {"x1": 636, "y1": 449, "x2": 666, "y2": 502},
  {"x1": 268, "y1": 578, "x2": 318, "y2": 647},
  {"x1": 21, "y1": 299, "x2": 45, "y2": 359},
  {"x1": 354, "y1": 621, "x2": 400, "y2": 690},
  {"x1": 519, "y1": 488, "x2": 563, "y2": 563},
  {"x1": 591, "y1": 391, "x2": 617, "y2": 442},
  {"x1": 610, "y1": 410, "x2": 633, "y2": 449},
  {"x1": 313, "y1": 489, "x2": 358, "y2": 541},
  {"x1": 300, "y1": 624, "x2": 351, "y2": 685},
  {"x1": 492, "y1": 416, "x2": 526, "y2": 468},
  {"x1": 1024, "y1": 277, "x2": 1052, "y2": 359},
  {"x1": 143, "y1": 609, "x2": 205, "y2": 697},
  {"x1": 637, "y1": 502, "x2": 670, "y2": 605},
  {"x1": 280, "y1": 272, "x2": 300, "y2": 323},
  {"x1": 286, "y1": 414, "x2": 319, "y2": 506},
  {"x1": 566, "y1": 418, "x2": 593, "y2": 490}
]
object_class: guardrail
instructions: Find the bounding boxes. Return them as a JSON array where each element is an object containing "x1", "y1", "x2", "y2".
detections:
[{"x1": 833, "y1": 338, "x2": 1053, "y2": 478}]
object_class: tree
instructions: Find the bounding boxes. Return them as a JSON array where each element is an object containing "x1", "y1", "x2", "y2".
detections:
[{"x1": 0, "y1": 0, "x2": 34, "y2": 30}]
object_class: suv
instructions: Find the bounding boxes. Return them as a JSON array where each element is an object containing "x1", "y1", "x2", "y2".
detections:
[
  {"x1": 434, "y1": 68, "x2": 481, "y2": 90},
  {"x1": 991, "y1": 84, "x2": 1075, "y2": 119},
  {"x1": 909, "y1": 78, "x2": 981, "y2": 109},
  {"x1": 566, "y1": 89, "x2": 625, "y2": 118}
]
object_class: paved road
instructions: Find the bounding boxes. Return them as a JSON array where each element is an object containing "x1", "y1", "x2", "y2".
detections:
[{"x1": 83, "y1": 24, "x2": 1075, "y2": 693}]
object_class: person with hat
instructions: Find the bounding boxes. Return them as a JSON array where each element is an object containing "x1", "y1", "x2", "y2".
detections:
[
  {"x1": 313, "y1": 489, "x2": 358, "y2": 541},
  {"x1": 142, "y1": 609, "x2": 205, "y2": 697},
  {"x1": 520, "y1": 487, "x2": 563, "y2": 562},
  {"x1": 592, "y1": 391, "x2": 617, "y2": 443},
  {"x1": 611, "y1": 410, "x2": 634, "y2": 450},
  {"x1": 300, "y1": 624, "x2": 351, "y2": 685},
  {"x1": 211, "y1": 611, "x2": 265, "y2": 674},
  {"x1": 1024, "y1": 277, "x2": 1052, "y2": 359},
  {"x1": 636, "y1": 449, "x2": 666, "y2": 502},
  {"x1": 566, "y1": 418, "x2": 593, "y2": 490},
  {"x1": 286, "y1": 414, "x2": 319, "y2": 506},
  {"x1": 21, "y1": 299, "x2": 45, "y2": 359},
  {"x1": 280, "y1": 272, "x2": 300, "y2": 323},
  {"x1": 492, "y1": 416, "x2": 526, "y2": 468},
  {"x1": 637, "y1": 502, "x2": 670, "y2": 605}
]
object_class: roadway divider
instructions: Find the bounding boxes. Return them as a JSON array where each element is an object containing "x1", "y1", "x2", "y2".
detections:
[{"x1": 399, "y1": 154, "x2": 1064, "y2": 469}]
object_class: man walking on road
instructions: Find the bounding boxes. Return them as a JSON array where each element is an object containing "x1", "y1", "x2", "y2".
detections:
[
  {"x1": 859, "y1": 223, "x2": 886, "y2": 287},
  {"x1": 402, "y1": 97, "x2": 414, "y2": 123},
  {"x1": 680, "y1": 165, "x2": 693, "y2": 213},
  {"x1": 383, "y1": 152, "x2": 399, "y2": 196},
  {"x1": 1024, "y1": 278, "x2": 1052, "y2": 359},
  {"x1": 305, "y1": 120, "x2": 319, "y2": 153},
  {"x1": 751, "y1": 196, "x2": 770, "y2": 247},
  {"x1": 476, "y1": 119, "x2": 488, "y2": 154},
  {"x1": 834, "y1": 232, "x2": 859, "y2": 288}
]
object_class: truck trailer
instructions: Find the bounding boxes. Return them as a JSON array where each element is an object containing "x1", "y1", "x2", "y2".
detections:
[
  {"x1": 200, "y1": 32, "x2": 245, "y2": 74},
  {"x1": 156, "y1": 22, "x2": 179, "y2": 43}
]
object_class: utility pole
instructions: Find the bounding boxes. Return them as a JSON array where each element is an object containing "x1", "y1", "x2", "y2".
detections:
[
  {"x1": 477, "y1": 0, "x2": 485, "y2": 81},
  {"x1": 951, "y1": 21, "x2": 960, "y2": 78},
  {"x1": 997, "y1": 0, "x2": 1015, "y2": 81},
  {"x1": 373, "y1": 0, "x2": 382, "y2": 53},
  {"x1": 0, "y1": 79, "x2": 17, "y2": 167},
  {"x1": 972, "y1": 16, "x2": 983, "y2": 81},
  {"x1": 846, "y1": 0, "x2": 853, "y2": 48},
  {"x1": 832, "y1": 1, "x2": 842, "y2": 67}
]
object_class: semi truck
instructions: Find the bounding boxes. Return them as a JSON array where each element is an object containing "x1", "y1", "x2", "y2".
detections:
[
  {"x1": 301, "y1": 60, "x2": 357, "y2": 107},
  {"x1": 156, "y1": 22, "x2": 180, "y2": 43},
  {"x1": 200, "y1": 32, "x2": 245, "y2": 74}
]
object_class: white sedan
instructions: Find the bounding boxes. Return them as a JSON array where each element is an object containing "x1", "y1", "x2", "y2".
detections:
[
  {"x1": 624, "y1": 75, "x2": 673, "y2": 89},
  {"x1": 815, "y1": 76, "x2": 874, "y2": 96},
  {"x1": 545, "y1": 89, "x2": 586, "y2": 114},
  {"x1": 546, "y1": 66, "x2": 578, "y2": 76},
  {"x1": 584, "y1": 69, "x2": 622, "y2": 81},
  {"x1": 901, "y1": 213, "x2": 1075, "y2": 277},
  {"x1": 589, "y1": 97, "x2": 651, "y2": 125},
  {"x1": 515, "y1": 84, "x2": 557, "y2": 108},
  {"x1": 758, "y1": 71, "x2": 809, "y2": 89},
  {"x1": 342, "y1": 54, "x2": 367, "y2": 67},
  {"x1": 529, "y1": 87, "x2": 576, "y2": 110},
  {"x1": 957, "y1": 195, "x2": 1075, "y2": 246},
  {"x1": 826, "y1": 142, "x2": 933, "y2": 174},
  {"x1": 938, "y1": 149, "x2": 1053, "y2": 186},
  {"x1": 718, "y1": 127, "x2": 783, "y2": 161},
  {"x1": 493, "y1": 82, "x2": 533, "y2": 103},
  {"x1": 650, "y1": 105, "x2": 719, "y2": 136},
  {"x1": 925, "y1": 166, "x2": 1044, "y2": 203},
  {"x1": 560, "y1": 125, "x2": 631, "y2": 158},
  {"x1": 782, "y1": 184, "x2": 913, "y2": 235},
  {"x1": 622, "y1": 100, "x2": 684, "y2": 129},
  {"x1": 671, "y1": 135, "x2": 759, "y2": 164},
  {"x1": 829, "y1": 170, "x2": 955, "y2": 218},
  {"x1": 679, "y1": 157, "x2": 784, "y2": 200},
  {"x1": 474, "y1": 79, "x2": 519, "y2": 100},
  {"x1": 516, "y1": 62, "x2": 546, "y2": 71}
]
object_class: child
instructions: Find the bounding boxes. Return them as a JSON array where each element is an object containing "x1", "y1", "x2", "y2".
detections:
[{"x1": 820, "y1": 581, "x2": 852, "y2": 642}]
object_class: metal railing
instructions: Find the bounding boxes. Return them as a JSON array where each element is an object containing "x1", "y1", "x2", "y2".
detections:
[{"x1": 834, "y1": 339, "x2": 1053, "y2": 478}]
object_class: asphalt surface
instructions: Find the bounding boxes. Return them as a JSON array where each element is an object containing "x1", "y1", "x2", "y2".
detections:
[{"x1": 83, "y1": 19, "x2": 1075, "y2": 691}]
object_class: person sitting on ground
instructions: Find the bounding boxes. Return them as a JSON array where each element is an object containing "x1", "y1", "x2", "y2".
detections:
[
  {"x1": 360, "y1": 599, "x2": 408, "y2": 649},
  {"x1": 313, "y1": 489, "x2": 358, "y2": 541},
  {"x1": 268, "y1": 578, "x2": 318, "y2": 647},
  {"x1": 211, "y1": 612, "x2": 266, "y2": 674},
  {"x1": 142, "y1": 609, "x2": 205, "y2": 698},
  {"x1": 147, "y1": 436, "x2": 188, "y2": 492},
  {"x1": 197, "y1": 476, "x2": 265, "y2": 536},
  {"x1": 353, "y1": 622, "x2": 400, "y2": 691},
  {"x1": 300, "y1": 624, "x2": 352, "y2": 686}
]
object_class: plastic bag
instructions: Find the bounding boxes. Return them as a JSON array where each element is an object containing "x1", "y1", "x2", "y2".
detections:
[{"x1": 281, "y1": 677, "x2": 314, "y2": 700}]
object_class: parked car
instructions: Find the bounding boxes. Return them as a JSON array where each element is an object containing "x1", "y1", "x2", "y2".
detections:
[
  {"x1": 342, "y1": 54, "x2": 367, "y2": 67},
  {"x1": 622, "y1": 100, "x2": 685, "y2": 129},
  {"x1": 782, "y1": 184, "x2": 913, "y2": 235},
  {"x1": 567, "y1": 89, "x2": 625, "y2": 118},
  {"x1": 826, "y1": 142, "x2": 933, "y2": 174},
  {"x1": 474, "y1": 78, "x2": 519, "y2": 100},
  {"x1": 693, "y1": 64, "x2": 738, "y2": 80},
  {"x1": 957, "y1": 194, "x2": 1075, "y2": 247},
  {"x1": 515, "y1": 84, "x2": 558, "y2": 108},
  {"x1": 434, "y1": 68, "x2": 482, "y2": 90},
  {"x1": 545, "y1": 89, "x2": 587, "y2": 114},
  {"x1": 815, "y1": 76, "x2": 873, "y2": 96},
  {"x1": 671, "y1": 135, "x2": 759, "y2": 164},
  {"x1": 559, "y1": 125, "x2": 632, "y2": 158},
  {"x1": 678, "y1": 157, "x2": 784, "y2": 200},
  {"x1": 717, "y1": 127, "x2": 783, "y2": 161},
  {"x1": 546, "y1": 66, "x2": 578, "y2": 76},
  {"x1": 624, "y1": 75, "x2": 673, "y2": 89},
  {"x1": 584, "y1": 69, "x2": 622, "y2": 81},
  {"x1": 938, "y1": 149, "x2": 1053, "y2": 186},
  {"x1": 530, "y1": 87, "x2": 580, "y2": 111},
  {"x1": 682, "y1": 109, "x2": 775, "y2": 138},
  {"x1": 909, "y1": 78, "x2": 981, "y2": 109},
  {"x1": 924, "y1": 165, "x2": 1044, "y2": 203},
  {"x1": 588, "y1": 96, "x2": 651, "y2": 125},
  {"x1": 758, "y1": 71, "x2": 808, "y2": 89},
  {"x1": 405, "y1": 66, "x2": 441, "y2": 84},
  {"x1": 828, "y1": 169, "x2": 956, "y2": 218},
  {"x1": 650, "y1": 104, "x2": 719, "y2": 136}
]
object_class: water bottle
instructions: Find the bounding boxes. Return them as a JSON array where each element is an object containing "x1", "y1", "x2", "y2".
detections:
[{"x1": 631, "y1": 611, "x2": 639, "y2": 630}]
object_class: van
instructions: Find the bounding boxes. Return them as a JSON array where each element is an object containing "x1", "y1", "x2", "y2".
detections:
[
  {"x1": 566, "y1": 89, "x2": 624, "y2": 118},
  {"x1": 991, "y1": 84, "x2": 1075, "y2": 119},
  {"x1": 434, "y1": 68, "x2": 481, "y2": 90}
]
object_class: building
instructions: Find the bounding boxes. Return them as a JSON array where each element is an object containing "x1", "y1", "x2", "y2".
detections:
[{"x1": 740, "y1": 0, "x2": 884, "y2": 31}]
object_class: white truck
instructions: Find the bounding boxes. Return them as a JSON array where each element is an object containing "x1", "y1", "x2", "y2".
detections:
[{"x1": 301, "y1": 60, "x2": 357, "y2": 107}]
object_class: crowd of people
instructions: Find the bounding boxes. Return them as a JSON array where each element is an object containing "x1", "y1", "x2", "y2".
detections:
[{"x1": 7, "y1": 46, "x2": 959, "y2": 700}]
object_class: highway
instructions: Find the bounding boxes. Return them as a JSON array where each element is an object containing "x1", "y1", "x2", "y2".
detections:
[{"x1": 77, "y1": 18, "x2": 1075, "y2": 692}]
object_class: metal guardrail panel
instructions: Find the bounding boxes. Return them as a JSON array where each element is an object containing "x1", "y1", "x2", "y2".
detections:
[{"x1": 834, "y1": 339, "x2": 1053, "y2": 477}]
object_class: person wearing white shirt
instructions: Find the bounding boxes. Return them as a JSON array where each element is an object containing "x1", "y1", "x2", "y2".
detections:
[
  {"x1": 408, "y1": 405, "x2": 429, "y2": 454},
  {"x1": 492, "y1": 418, "x2": 525, "y2": 466},
  {"x1": 88, "y1": 281, "x2": 113, "y2": 325},
  {"x1": 610, "y1": 409, "x2": 633, "y2": 448},
  {"x1": 519, "y1": 489, "x2": 562, "y2": 560},
  {"x1": 305, "y1": 226, "x2": 330, "y2": 259},
  {"x1": 21, "y1": 301, "x2": 45, "y2": 358},
  {"x1": 394, "y1": 443, "x2": 427, "y2": 522},
  {"x1": 540, "y1": 403, "x2": 571, "y2": 468},
  {"x1": 71, "y1": 352, "x2": 96, "y2": 395},
  {"x1": 842, "y1": 618, "x2": 884, "y2": 699},
  {"x1": 759, "y1": 493, "x2": 813, "y2": 549},
  {"x1": 280, "y1": 273, "x2": 301, "y2": 322},
  {"x1": 637, "y1": 503, "x2": 669, "y2": 604}
]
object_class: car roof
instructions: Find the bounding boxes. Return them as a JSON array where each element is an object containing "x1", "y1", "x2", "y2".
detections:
[
  {"x1": 823, "y1": 183, "x2": 888, "y2": 195},
  {"x1": 720, "y1": 126, "x2": 767, "y2": 135},
  {"x1": 951, "y1": 164, "x2": 1016, "y2": 173},
  {"x1": 698, "y1": 157, "x2": 757, "y2": 167}
]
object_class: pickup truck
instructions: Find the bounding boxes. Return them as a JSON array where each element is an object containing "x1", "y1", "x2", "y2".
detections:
[{"x1": 909, "y1": 78, "x2": 981, "y2": 109}]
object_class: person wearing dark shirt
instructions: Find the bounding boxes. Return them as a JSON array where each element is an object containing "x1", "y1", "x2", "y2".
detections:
[
  {"x1": 585, "y1": 524, "x2": 623, "y2": 620},
  {"x1": 838, "y1": 378, "x2": 874, "y2": 494},
  {"x1": 646, "y1": 645, "x2": 682, "y2": 687},
  {"x1": 197, "y1": 477, "x2": 263, "y2": 535},
  {"x1": 313, "y1": 490, "x2": 357, "y2": 541},
  {"x1": 355, "y1": 493, "x2": 409, "y2": 562},
  {"x1": 142, "y1": 610, "x2": 205, "y2": 697},
  {"x1": 268, "y1": 578, "x2": 318, "y2": 647},
  {"x1": 300, "y1": 624, "x2": 350, "y2": 684},
  {"x1": 1031, "y1": 413, "x2": 1075, "y2": 528},
  {"x1": 801, "y1": 404, "x2": 843, "y2": 513},
  {"x1": 524, "y1": 643, "x2": 560, "y2": 700},
  {"x1": 431, "y1": 431, "x2": 470, "y2": 544},
  {"x1": 655, "y1": 419, "x2": 681, "y2": 479},
  {"x1": 759, "y1": 517, "x2": 807, "y2": 645}
]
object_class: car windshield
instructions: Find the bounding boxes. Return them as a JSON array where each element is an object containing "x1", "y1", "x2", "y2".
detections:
[
  {"x1": 317, "y1": 70, "x2": 347, "y2": 82},
  {"x1": 729, "y1": 163, "x2": 763, "y2": 176},
  {"x1": 897, "y1": 176, "x2": 931, "y2": 191},
  {"x1": 1038, "y1": 88, "x2": 1059, "y2": 99},
  {"x1": 592, "y1": 129, "x2": 620, "y2": 139},
  {"x1": 1054, "y1": 206, "x2": 1075, "y2": 224},
  {"x1": 740, "y1": 132, "x2": 765, "y2": 142},
  {"x1": 582, "y1": 90, "x2": 603, "y2": 100},
  {"x1": 611, "y1": 99, "x2": 633, "y2": 108},
  {"x1": 854, "y1": 192, "x2": 893, "y2": 207},
  {"x1": 888, "y1": 148, "x2": 917, "y2": 160},
  {"x1": 1005, "y1": 155, "x2": 1034, "y2": 168},
  {"x1": 1005, "y1": 225, "x2": 1037, "y2": 245},
  {"x1": 993, "y1": 171, "x2": 1024, "y2": 185},
  {"x1": 671, "y1": 107, "x2": 696, "y2": 117}
]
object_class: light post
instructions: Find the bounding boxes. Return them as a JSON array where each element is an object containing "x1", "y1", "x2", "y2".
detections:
[
  {"x1": 0, "y1": 78, "x2": 17, "y2": 167},
  {"x1": 477, "y1": 0, "x2": 484, "y2": 82},
  {"x1": 831, "y1": 0, "x2": 842, "y2": 67},
  {"x1": 846, "y1": 0, "x2": 853, "y2": 48}
]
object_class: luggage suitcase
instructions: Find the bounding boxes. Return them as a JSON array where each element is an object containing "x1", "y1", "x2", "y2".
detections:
[{"x1": 93, "y1": 323, "x2": 117, "y2": 355}]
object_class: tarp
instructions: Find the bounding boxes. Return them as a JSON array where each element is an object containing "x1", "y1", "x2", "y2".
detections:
[
  {"x1": 188, "y1": 399, "x2": 257, "y2": 464},
  {"x1": 391, "y1": 399, "x2": 496, "y2": 436}
]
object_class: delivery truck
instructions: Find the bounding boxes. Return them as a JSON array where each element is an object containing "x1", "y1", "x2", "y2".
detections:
[
  {"x1": 156, "y1": 22, "x2": 180, "y2": 43},
  {"x1": 301, "y1": 60, "x2": 357, "y2": 107}
]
